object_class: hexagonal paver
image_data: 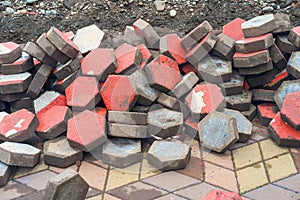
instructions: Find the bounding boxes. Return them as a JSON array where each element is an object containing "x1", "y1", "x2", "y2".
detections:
[
  {"x1": 198, "y1": 111, "x2": 239, "y2": 153},
  {"x1": 36, "y1": 106, "x2": 72, "y2": 140},
  {"x1": 101, "y1": 138, "x2": 142, "y2": 168},
  {"x1": 101, "y1": 75, "x2": 138, "y2": 111},
  {"x1": 0, "y1": 162, "x2": 12, "y2": 187},
  {"x1": 287, "y1": 51, "x2": 300, "y2": 79},
  {"x1": 67, "y1": 110, "x2": 107, "y2": 151},
  {"x1": 238, "y1": 59, "x2": 273, "y2": 75},
  {"x1": 160, "y1": 33, "x2": 186, "y2": 65},
  {"x1": 65, "y1": 76, "x2": 101, "y2": 111},
  {"x1": 269, "y1": 44, "x2": 287, "y2": 70},
  {"x1": 241, "y1": 14, "x2": 276, "y2": 38},
  {"x1": 288, "y1": 26, "x2": 300, "y2": 48},
  {"x1": 0, "y1": 109, "x2": 38, "y2": 142},
  {"x1": 211, "y1": 33, "x2": 236, "y2": 60},
  {"x1": 53, "y1": 72, "x2": 77, "y2": 93},
  {"x1": 43, "y1": 169, "x2": 89, "y2": 200},
  {"x1": 107, "y1": 123, "x2": 148, "y2": 138},
  {"x1": 241, "y1": 103, "x2": 257, "y2": 121},
  {"x1": 273, "y1": 80, "x2": 300, "y2": 110},
  {"x1": 133, "y1": 19, "x2": 160, "y2": 49},
  {"x1": 223, "y1": 109, "x2": 252, "y2": 143},
  {"x1": 169, "y1": 72, "x2": 199, "y2": 99},
  {"x1": 44, "y1": 136, "x2": 83, "y2": 168},
  {"x1": 136, "y1": 44, "x2": 153, "y2": 69},
  {"x1": 114, "y1": 43, "x2": 141, "y2": 75},
  {"x1": 0, "y1": 52, "x2": 34, "y2": 75},
  {"x1": 276, "y1": 35, "x2": 299, "y2": 54},
  {"x1": 218, "y1": 71, "x2": 244, "y2": 96},
  {"x1": 225, "y1": 90, "x2": 252, "y2": 111},
  {"x1": 273, "y1": 13, "x2": 293, "y2": 34},
  {"x1": 145, "y1": 54, "x2": 181, "y2": 93},
  {"x1": 252, "y1": 89, "x2": 276, "y2": 103},
  {"x1": 233, "y1": 50, "x2": 270, "y2": 68},
  {"x1": 281, "y1": 91, "x2": 300, "y2": 130},
  {"x1": 0, "y1": 141, "x2": 41, "y2": 167},
  {"x1": 73, "y1": 24, "x2": 105, "y2": 54},
  {"x1": 53, "y1": 53, "x2": 82, "y2": 80},
  {"x1": 148, "y1": 108, "x2": 183, "y2": 139},
  {"x1": 269, "y1": 112, "x2": 300, "y2": 147},
  {"x1": 80, "y1": 48, "x2": 116, "y2": 81},
  {"x1": 197, "y1": 56, "x2": 232, "y2": 84},
  {"x1": 235, "y1": 33, "x2": 273, "y2": 53},
  {"x1": 0, "y1": 72, "x2": 32, "y2": 94},
  {"x1": 0, "y1": 42, "x2": 22, "y2": 64},
  {"x1": 257, "y1": 103, "x2": 278, "y2": 126},
  {"x1": 185, "y1": 84, "x2": 225, "y2": 119},
  {"x1": 146, "y1": 139, "x2": 190, "y2": 171},
  {"x1": 222, "y1": 18, "x2": 245, "y2": 41}
]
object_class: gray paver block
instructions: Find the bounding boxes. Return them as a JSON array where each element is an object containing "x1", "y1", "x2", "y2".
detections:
[
  {"x1": 0, "y1": 52, "x2": 34, "y2": 75},
  {"x1": 269, "y1": 44, "x2": 287, "y2": 70},
  {"x1": 0, "y1": 72, "x2": 32, "y2": 94},
  {"x1": 233, "y1": 50, "x2": 270, "y2": 68},
  {"x1": 235, "y1": 33, "x2": 273, "y2": 53},
  {"x1": 225, "y1": 90, "x2": 252, "y2": 111},
  {"x1": 133, "y1": 19, "x2": 160, "y2": 49},
  {"x1": 146, "y1": 139, "x2": 191, "y2": 171},
  {"x1": 211, "y1": 33, "x2": 236, "y2": 60},
  {"x1": 275, "y1": 35, "x2": 299, "y2": 54},
  {"x1": 288, "y1": 26, "x2": 300, "y2": 48},
  {"x1": 0, "y1": 162, "x2": 12, "y2": 187},
  {"x1": 198, "y1": 111, "x2": 239, "y2": 153},
  {"x1": 273, "y1": 80, "x2": 300, "y2": 110},
  {"x1": 0, "y1": 91, "x2": 26, "y2": 103},
  {"x1": 241, "y1": 103, "x2": 257, "y2": 121},
  {"x1": 0, "y1": 141, "x2": 41, "y2": 167},
  {"x1": 238, "y1": 60, "x2": 273, "y2": 75},
  {"x1": 251, "y1": 89, "x2": 276, "y2": 102},
  {"x1": 148, "y1": 108, "x2": 183, "y2": 139},
  {"x1": 44, "y1": 136, "x2": 83, "y2": 168},
  {"x1": 157, "y1": 93, "x2": 180, "y2": 110},
  {"x1": 223, "y1": 108, "x2": 253, "y2": 143},
  {"x1": 53, "y1": 72, "x2": 77, "y2": 93},
  {"x1": 197, "y1": 56, "x2": 232, "y2": 84},
  {"x1": 10, "y1": 97, "x2": 34, "y2": 112},
  {"x1": 242, "y1": 14, "x2": 276, "y2": 38},
  {"x1": 0, "y1": 42, "x2": 22, "y2": 64},
  {"x1": 169, "y1": 72, "x2": 199, "y2": 99},
  {"x1": 287, "y1": 51, "x2": 300, "y2": 79},
  {"x1": 101, "y1": 138, "x2": 142, "y2": 168},
  {"x1": 107, "y1": 123, "x2": 148, "y2": 138},
  {"x1": 273, "y1": 13, "x2": 293, "y2": 34},
  {"x1": 108, "y1": 110, "x2": 147, "y2": 125},
  {"x1": 218, "y1": 71, "x2": 244, "y2": 96},
  {"x1": 43, "y1": 169, "x2": 88, "y2": 200},
  {"x1": 245, "y1": 67, "x2": 280, "y2": 88},
  {"x1": 73, "y1": 24, "x2": 105, "y2": 54},
  {"x1": 53, "y1": 53, "x2": 82, "y2": 80}
]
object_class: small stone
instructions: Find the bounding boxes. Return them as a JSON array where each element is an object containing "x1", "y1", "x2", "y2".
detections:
[
  {"x1": 170, "y1": 9, "x2": 176, "y2": 17},
  {"x1": 154, "y1": 0, "x2": 165, "y2": 11}
]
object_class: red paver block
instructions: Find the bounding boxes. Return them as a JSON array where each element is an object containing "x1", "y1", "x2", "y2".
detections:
[
  {"x1": 269, "y1": 112, "x2": 300, "y2": 147},
  {"x1": 101, "y1": 75, "x2": 138, "y2": 111},
  {"x1": 0, "y1": 109, "x2": 38, "y2": 142},
  {"x1": 53, "y1": 53, "x2": 82, "y2": 80},
  {"x1": 36, "y1": 33, "x2": 70, "y2": 64},
  {"x1": 275, "y1": 35, "x2": 299, "y2": 54},
  {"x1": 185, "y1": 84, "x2": 225, "y2": 119},
  {"x1": 281, "y1": 91, "x2": 300, "y2": 130},
  {"x1": 202, "y1": 190, "x2": 242, "y2": 200},
  {"x1": 47, "y1": 27, "x2": 79, "y2": 59},
  {"x1": 257, "y1": 103, "x2": 278, "y2": 126},
  {"x1": 233, "y1": 50, "x2": 270, "y2": 68},
  {"x1": 287, "y1": 51, "x2": 300, "y2": 79},
  {"x1": 222, "y1": 18, "x2": 245, "y2": 41},
  {"x1": 242, "y1": 14, "x2": 276, "y2": 38},
  {"x1": 288, "y1": 26, "x2": 300, "y2": 48},
  {"x1": 180, "y1": 63, "x2": 198, "y2": 74},
  {"x1": 64, "y1": 31, "x2": 75, "y2": 40},
  {"x1": 181, "y1": 20, "x2": 213, "y2": 49},
  {"x1": 133, "y1": 19, "x2": 160, "y2": 49},
  {"x1": 136, "y1": 44, "x2": 153, "y2": 69},
  {"x1": 264, "y1": 69, "x2": 289, "y2": 88},
  {"x1": 145, "y1": 54, "x2": 181, "y2": 93},
  {"x1": 67, "y1": 110, "x2": 107, "y2": 151},
  {"x1": 211, "y1": 33, "x2": 236, "y2": 60},
  {"x1": 238, "y1": 59, "x2": 273, "y2": 75},
  {"x1": 273, "y1": 80, "x2": 300, "y2": 110},
  {"x1": 114, "y1": 43, "x2": 141, "y2": 75},
  {"x1": 0, "y1": 72, "x2": 32, "y2": 94},
  {"x1": 65, "y1": 76, "x2": 101, "y2": 111},
  {"x1": 34, "y1": 91, "x2": 67, "y2": 119},
  {"x1": 53, "y1": 72, "x2": 77, "y2": 93},
  {"x1": 185, "y1": 32, "x2": 217, "y2": 66},
  {"x1": 23, "y1": 42, "x2": 57, "y2": 67},
  {"x1": 269, "y1": 44, "x2": 287, "y2": 70},
  {"x1": 184, "y1": 117, "x2": 198, "y2": 139},
  {"x1": 0, "y1": 52, "x2": 34, "y2": 75},
  {"x1": 235, "y1": 33, "x2": 274, "y2": 53},
  {"x1": 0, "y1": 42, "x2": 22, "y2": 64},
  {"x1": 273, "y1": 13, "x2": 293, "y2": 34},
  {"x1": 160, "y1": 33, "x2": 186, "y2": 65},
  {"x1": 36, "y1": 106, "x2": 72, "y2": 140},
  {"x1": 81, "y1": 48, "x2": 116, "y2": 81}
]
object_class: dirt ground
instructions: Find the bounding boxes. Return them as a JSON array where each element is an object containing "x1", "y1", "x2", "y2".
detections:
[{"x1": 0, "y1": 0, "x2": 300, "y2": 43}]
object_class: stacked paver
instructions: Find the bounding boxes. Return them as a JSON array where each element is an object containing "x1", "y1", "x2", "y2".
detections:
[{"x1": 0, "y1": 13, "x2": 299, "y2": 194}]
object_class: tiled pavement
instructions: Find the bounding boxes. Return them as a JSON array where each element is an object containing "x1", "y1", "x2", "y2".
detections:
[{"x1": 1, "y1": 125, "x2": 300, "y2": 200}]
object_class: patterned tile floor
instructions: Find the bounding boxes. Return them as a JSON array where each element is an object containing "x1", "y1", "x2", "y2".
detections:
[{"x1": 1, "y1": 125, "x2": 300, "y2": 200}]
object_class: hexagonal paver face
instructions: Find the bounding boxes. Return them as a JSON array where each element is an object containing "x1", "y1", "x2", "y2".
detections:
[
  {"x1": 197, "y1": 56, "x2": 232, "y2": 84},
  {"x1": 0, "y1": 72, "x2": 32, "y2": 94},
  {"x1": 222, "y1": 18, "x2": 245, "y2": 41},
  {"x1": 257, "y1": 103, "x2": 278, "y2": 126},
  {"x1": 281, "y1": 91, "x2": 300, "y2": 130},
  {"x1": 114, "y1": 43, "x2": 141, "y2": 75},
  {"x1": 80, "y1": 48, "x2": 116, "y2": 81},
  {"x1": 65, "y1": 76, "x2": 101, "y2": 111},
  {"x1": 185, "y1": 84, "x2": 225, "y2": 119},
  {"x1": 144, "y1": 54, "x2": 182, "y2": 93},
  {"x1": 233, "y1": 50, "x2": 270, "y2": 68},
  {"x1": 0, "y1": 52, "x2": 34, "y2": 75},
  {"x1": 136, "y1": 44, "x2": 153, "y2": 69},
  {"x1": 223, "y1": 109, "x2": 252, "y2": 143},
  {"x1": 36, "y1": 106, "x2": 72, "y2": 140},
  {"x1": 218, "y1": 71, "x2": 244, "y2": 96},
  {"x1": 287, "y1": 51, "x2": 300, "y2": 79},
  {"x1": 0, "y1": 42, "x2": 22, "y2": 64},
  {"x1": 235, "y1": 33, "x2": 273, "y2": 53},
  {"x1": 169, "y1": 72, "x2": 199, "y2": 99},
  {"x1": 101, "y1": 75, "x2": 138, "y2": 111},
  {"x1": 44, "y1": 136, "x2": 83, "y2": 168},
  {"x1": 274, "y1": 80, "x2": 300, "y2": 110},
  {"x1": 133, "y1": 19, "x2": 160, "y2": 49},
  {"x1": 67, "y1": 110, "x2": 107, "y2": 151},
  {"x1": 225, "y1": 90, "x2": 252, "y2": 111},
  {"x1": 160, "y1": 33, "x2": 186, "y2": 65},
  {"x1": 147, "y1": 108, "x2": 183, "y2": 139},
  {"x1": 269, "y1": 112, "x2": 300, "y2": 147},
  {"x1": 101, "y1": 138, "x2": 141, "y2": 168},
  {"x1": 241, "y1": 14, "x2": 276, "y2": 38},
  {"x1": 146, "y1": 139, "x2": 191, "y2": 171},
  {"x1": 198, "y1": 111, "x2": 239, "y2": 153},
  {"x1": 0, "y1": 109, "x2": 38, "y2": 142},
  {"x1": 288, "y1": 26, "x2": 300, "y2": 48}
]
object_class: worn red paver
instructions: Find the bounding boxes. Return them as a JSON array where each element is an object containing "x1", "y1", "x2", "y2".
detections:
[
  {"x1": 0, "y1": 42, "x2": 22, "y2": 64},
  {"x1": 222, "y1": 18, "x2": 245, "y2": 41},
  {"x1": 235, "y1": 33, "x2": 273, "y2": 53},
  {"x1": 136, "y1": 44, "x2": 153, "y2": 69},
  {"x1": 233, "y1": 50, "x2": 270, "y2": 68},
  {"x1": 281, "y1": 91, "x2": 300, "y2": 130},
  {"x1": 288, "y1": 26, "x2": 300, "y2": 48},
  {"x1": 0, "y1": 52, "x2": 34, "y2": 75},
  {"x1": 257, "y1": 103, "x2": 278, "y2": 126}
]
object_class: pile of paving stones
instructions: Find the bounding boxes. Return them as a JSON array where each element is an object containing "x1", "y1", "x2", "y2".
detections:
[{"x1": 0, "y1": 12, "x2": 300, "y2": 195}]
